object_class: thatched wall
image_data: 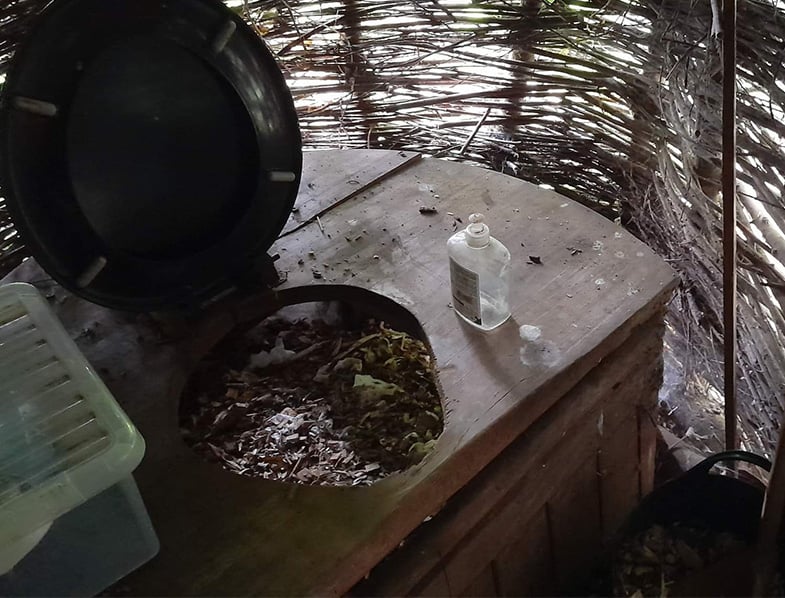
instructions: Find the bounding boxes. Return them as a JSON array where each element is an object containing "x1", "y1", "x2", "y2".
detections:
[{"x1": 2, "y1": 0, "x2": 785, "y2": 455}]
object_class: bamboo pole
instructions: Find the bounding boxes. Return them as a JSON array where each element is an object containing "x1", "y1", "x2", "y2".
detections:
[{"x1": 722, "y1": 0, "x2": 738, "y2": 451}]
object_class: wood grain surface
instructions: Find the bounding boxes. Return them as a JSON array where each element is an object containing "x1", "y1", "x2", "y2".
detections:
[{"x1": 2, "y1": 150, "x2": 677, "y2": 596}]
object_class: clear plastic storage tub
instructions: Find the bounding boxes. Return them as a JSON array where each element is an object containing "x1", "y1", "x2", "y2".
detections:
[{"x1": 0, "y1": 283, "x2": 158, "y2": 596}]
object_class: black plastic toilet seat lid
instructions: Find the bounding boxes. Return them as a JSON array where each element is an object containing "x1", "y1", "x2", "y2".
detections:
[{"x1": 0, "y1": 0, "x2": 302, "y2": 311}]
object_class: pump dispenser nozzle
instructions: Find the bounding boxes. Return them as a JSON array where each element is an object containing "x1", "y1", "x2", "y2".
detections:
[{"x1": 466, "y1": 213, "x2": 490, "y2": 248}]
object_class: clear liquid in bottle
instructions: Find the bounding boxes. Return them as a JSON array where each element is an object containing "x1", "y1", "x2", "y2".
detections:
[{"x1": 447, "y1": 213, "x2": 511, "y2": 331}]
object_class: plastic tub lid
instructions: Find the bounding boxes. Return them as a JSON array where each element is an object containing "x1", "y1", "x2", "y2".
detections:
[
  {"x1": 0, "y1": 283, "x2": 145, "y2": 548},
  {"x1": 0, "y1": 0, "x2": 302, "y2": 312}
]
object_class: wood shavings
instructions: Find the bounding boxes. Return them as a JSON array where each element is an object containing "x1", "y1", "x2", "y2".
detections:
[
  {"x1": 180, "y1": 314, "x2": 443, "y2": 486},
  {"x1": 613, "y1": 524, "x2": 748, "y2": 597}
]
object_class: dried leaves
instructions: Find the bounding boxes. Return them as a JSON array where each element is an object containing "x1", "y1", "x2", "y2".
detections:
[
  {"x1": 613, "y1": 524, "x2": 747, "y2": 597},
  {"x1": 180, "y1": 316, "x2": 443, "y2": 486}
]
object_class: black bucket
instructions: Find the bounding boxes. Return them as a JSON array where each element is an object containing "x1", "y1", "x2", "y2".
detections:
[{"x1": 612, "y1": 450, "x2": 772, "y2": 596}]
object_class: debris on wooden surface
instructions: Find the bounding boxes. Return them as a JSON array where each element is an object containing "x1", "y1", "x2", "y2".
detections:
[
  {"x1": 180, "y1": 311, "x2": 444, "y2": 486},
  {"x1": 613, "y1": 524, "x2": 748, "y2": 597},
  {"x1": 446, "y1": 212, "x2": 463, "y2": 231}
]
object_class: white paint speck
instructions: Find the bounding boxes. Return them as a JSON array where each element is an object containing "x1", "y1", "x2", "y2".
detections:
[
  {"x1": 615, "y1": 251, "x2": 625, "y2": 258},
  {"x1": 595, "y1": 278, "x2": 606, "y2": 286},
  {"x1": 592, "y1": 241, "x2": 604, "y2": 251},
  {"x1": 560, "y1": 202, "x2": 569, "y2": 208},
  {"x1": 636, "y1": 251, "x2": 645, "y2": 257},
  {"x1": 614, "y1": 231, "x2": 623, "y2": 239},
  {"x1": 627, "y1": 286, "x2": 641, "y2": 296}
]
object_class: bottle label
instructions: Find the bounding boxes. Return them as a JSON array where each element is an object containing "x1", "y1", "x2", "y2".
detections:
[{"x1": 449, "y1": 258, "x2": 482, "y2": 325}]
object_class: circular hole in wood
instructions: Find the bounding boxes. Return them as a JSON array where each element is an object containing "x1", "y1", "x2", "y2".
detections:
[{"x1": 179, "y1": 300, "x2": 444, "y2": 486}]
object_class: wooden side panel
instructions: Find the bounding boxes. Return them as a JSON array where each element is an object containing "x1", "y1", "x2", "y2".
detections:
[
  {"x1": 441, "y1": 397, "x2": 603, "y2": 596},
  {"x1": 415, "y1": 567, "x2": 453, "y2": 597},
  {"x1": 598, "y1": 409, "x2": 642, "y2": 541},
  {"x1": 639, "y1": 407, "x2": 658, "y2": 498},
  {"x1": 459, "y1": 564, "x2": 497, "y2": 597},
  {"x1": 548, "y1": 454, "x2": 603, "y2": 594},
  {"x1": 493, "y1": 507, "x2": 554, "y2": 597}
]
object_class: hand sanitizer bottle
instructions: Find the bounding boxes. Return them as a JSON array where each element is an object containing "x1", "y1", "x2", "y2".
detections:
[{"x1": 447, "y1": 213, "x2": 511, "y2": 331}]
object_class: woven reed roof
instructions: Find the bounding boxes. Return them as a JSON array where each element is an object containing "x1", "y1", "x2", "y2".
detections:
[{"x1": 2, "y1": 0, "x2": 785, "y2": 455}]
